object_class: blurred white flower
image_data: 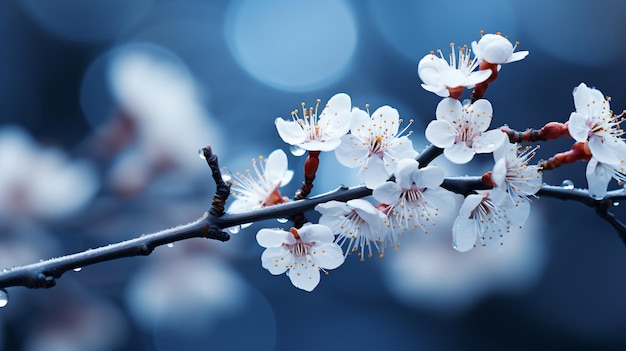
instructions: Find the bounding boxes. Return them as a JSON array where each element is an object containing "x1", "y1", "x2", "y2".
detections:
[
  {"x1": 335, "y1": 104, "x2": 418, "y2": 188},
  {"x1": 0, "y1": 126, "x2": 98, "y2": 222},
  {"x1": 567, "y1": 82, "x2": 624, "y2": 165},
  {"x1": 316, "y1": 199, "x2": 388, "y2": 261},
  {"x1": 418, "y1": 44, "x2": 491, "y2": 99},
  {"x1": 425, "y1": 97, "x2": 506, "y2": 164},
  {"x1": 228, "y1": 149, "x2": 293, "y2": 213},
  {"x1": 275, "y1": 93, "x2": 352, "y2": 152},
  {"x1": 471, "y1": 32, "x2": 529, "y2": 64},
  {"x1": 256, "y1": 224, "x2": 344, "y2": 292},
  {"x1": 107, "y1": 45, "x2": 224, "y2": 193},
  {"x1": 585, "y1": 141, "x2": 626, "y2": 199}
]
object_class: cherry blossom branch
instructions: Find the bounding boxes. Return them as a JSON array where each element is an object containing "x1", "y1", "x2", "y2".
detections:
[{"x1": 2, "y1": 144, "x2": 625, "y2": 291}]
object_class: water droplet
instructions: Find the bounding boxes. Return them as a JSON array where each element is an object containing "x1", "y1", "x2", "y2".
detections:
[
  {"x1": 73, "y1": 267, "x2": 82, "y2": 272},
  {"x1": 167, "y1": 243, "x2": 175, "y2": 248},
  {"x1": 277, "y1": 218, "x2": 289, "y2": 223},
  {"x1": 227, "y1": 225, "x2": 241, "y2": 234},
  {"x1": 220, "y1": 167, "x2": 232, "y2": 182},
  {"x1": 614, "y1": 201, "x2": 620, "y2": 207},
  {"x1": 198, "y1": 148, "x2": 206, "y2": 159},
  {"x1": 591, "y1": 193, "x2": 603, "y2": 200},
  {"x1": 290, "y1": 145, "x2": 306, "y2": 157},
  {"x1": 560, "y1": 179, "x2": 574, "y2": 189},
  {"x1": 0, "y1": 289, "x2": 8, "y2": 308}
]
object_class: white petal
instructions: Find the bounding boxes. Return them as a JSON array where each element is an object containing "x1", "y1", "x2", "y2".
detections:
[
  {"x1": 586, "y1": 158, "x2": 611, "y2": 199},
  {"x1": 349, "y1": 108, "x2": 372, "y2": 140},
  {"x1": 504, "y1": 197, "x2": 531, "y2": 226},
  {"x1": 323, "y1": 93, "x2": 351, "y2": 116},
  {"x1": 473, "y1": 129, "x2": 506, "y2": 154},
  {"x1": 372, "y1": 181, "x2": 402, "y2": 204},
  {"x1": 458, "y1": 194, "x2": 483, "y2": 218},
  {"x1": 301, "y1": 138, "x2": 342, "y2": 152},
  {"x1": 348, "y1": 199, "x2": 387, "y2": 234},
  {"x1": 588, "y1": 136, "x2": 620, "y2": 165},
  {"x1": 492, "y1": 157, "x2": 507, "y2": 187},
  {"x1": 275, "y1": 118, "x2": 306, "y2": 145},
  {"x1": 444, "y1": 142, "x2": 475, "y2": 164},
  {"x1": 425, "y1": 120, "x2": 456, "y2": 148},
  {"x1": 414, "y1": 165, "x2": 445, "y2": 189},
  {"x1": 385, "y1": 136, "x2": 419, "y2": 160},
  {"x1": 335, "y1": 134, "x2": 369, "y2": 168},
  {"x1": 505, "y1": 50, "x2": 529, "y2": 63},
  {"x1": 298, "y1": 223, "x2": 334, "y2": 243},
  {"x1": 452, "y1": 216, "x2": 478, "y2": 252},
  {"x1": 256, "y1": 228, "x2": 295, "y2": 248},
  {"x1": 261, "y1": 247, "x2": 293, "y2": 275},
  {"x1": 228, "y1": 198, "x2": 258, "y2": 213},
  {"x1": 394, "y1": 158, "x2": 420, "y2": 189},
  {"x1": 315, "y1": 200, "x2": 349, "y2": 215},
  {"x1": 359, "y1": 156, "x2": 390, "y2": 188},
  {"x1": 288, "y1": 257, "x2": 320, "y2": 292},
  {"x1": 310, "y1": 242, "x2": 345, "y2": 269},
  {"x1": 567, "y1": 112, "x2": 590, "y2": 142},
  {"x1": 371, "y1": 105, "x2": 400, "y2": 136},
  {"x1": 435, "y1": 98, "x2": 462, "y2": 121},
  {"x1": 468, "y1": 99, "x2": 493, "y2": 132},
  {"x1": 281, "y1": 170, "x2": 294, "y2": 187},
  {"x1": 265, "y1": 149, "x2": 288, "y2": 185},
  {"x1": 421, "y1": 83, "x2": 450, "y2": 97},
  {"x1": 463, "y1": 69, "x2": 492, "y2": 86}
]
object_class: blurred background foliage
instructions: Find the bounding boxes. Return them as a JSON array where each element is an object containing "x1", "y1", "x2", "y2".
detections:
[{"x1": 1, "y1": 0, "x2": 626, "y2": 350}]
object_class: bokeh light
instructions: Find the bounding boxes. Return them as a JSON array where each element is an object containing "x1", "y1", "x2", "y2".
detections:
[{"x1": 224, "y1": 0, "x2": 358, "y2": 92}]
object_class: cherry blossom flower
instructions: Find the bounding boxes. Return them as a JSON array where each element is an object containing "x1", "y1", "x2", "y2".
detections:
[
  {"x1": 316, "y1": 199, "x2": 388, "y2": 261},
  {"x1": 567, "y1": 82, "x2": 625, "y2": 165},
  {"x1": 491, "y1": 141, "x2": 542, "y2": 203},
  {"x1": 585, "y1": 142, "x2": 626, "y2": 199},
  {"x1": 452, "y1": 191, "x2": 530, "y2": 252},
  {"x1": 275, "y1": 93, "x2": 352, "y2": 152},
  {"x1": 418, "y1": 43, "x2": 491, "y2": 99},
  {"x1": 373, "y1": 159, "x2": 453, "y2": 248},
  {"x1": 471, "y1": 32, "x2": 528, "y2": 65},
  {"x1": 256, "y1": 224, "x2": 344, "y2": 292},
  {"x1": 228, "y1": 149, "x2": 293, "y2": 213},
  {"x1": 335, "y1": 104, "x2": 418, "y2": 188},
  {"x1": 425, "y1": 98, "x2": 506, "y2": 164}
]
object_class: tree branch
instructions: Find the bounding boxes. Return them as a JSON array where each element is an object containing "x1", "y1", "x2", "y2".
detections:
[{"x1": 2, "y1": 146, "x2": 625, "y2": 291}]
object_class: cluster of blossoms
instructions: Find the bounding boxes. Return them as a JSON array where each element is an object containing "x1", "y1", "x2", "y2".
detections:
[{"x1": 223, "y1": 32, "x2": 624, "y2": 291}]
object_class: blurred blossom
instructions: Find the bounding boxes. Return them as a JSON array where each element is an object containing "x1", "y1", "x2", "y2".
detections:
[
  {"x1": 18, "y1": 0, "x2": 154, "y2": 42},
  {"x1": 105, "y1": 43, "x2": 224, "y2": 193},
  {"x1": 383, "y1": 202, "x2": 547, "y2": 314},
  {"x1": 224, "y1": 0, "x2": 358, "y2": 92},
  {"x1": 0, "y1": 126, "x2": 98, "y2": 222},
  {"x1": 25, "y1": 292, "x2": 129, "y2": 351}
]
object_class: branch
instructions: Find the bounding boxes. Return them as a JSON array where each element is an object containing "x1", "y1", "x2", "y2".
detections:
[{"x1": 2, "y1": 145, "x2": 625, "y2": 291}]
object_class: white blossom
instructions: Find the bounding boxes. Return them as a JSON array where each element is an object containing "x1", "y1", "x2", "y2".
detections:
[
  {"x1": 425, "y1": 98, "x2": 506, "y2": 164},
  {"x1": 491, "y1": 141, "x2": 542, "y2": 203},
  {"x1": 335, "y1": 104, "x2": 418, "y2": 188},
  {"x1": 418, "y1": 43, "x2": 491, "y2": 98},
  {"x1": 316, "y1": 199, "x2": 388, "y2": 261},
  {"x1": 275, "y1": 93, "x2": 352, "y2": 152},
  {"x1": 471, "y1": 33, "x2": 528, "y2": 64},
  {"x1": 256, "y1": 224, "x2": 344, "y2": 292}
]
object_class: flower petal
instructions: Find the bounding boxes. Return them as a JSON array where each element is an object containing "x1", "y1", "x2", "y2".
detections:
[
  {"x1": 444, "y1": 142, "x2": 475, "y2": 164},
  {"x1": 298, "y1": 223, "x2": 335, "y2": 243},
  {"x1": 435, "y1": 98, "x2": 462, "y2": 122},
  {"x1": 385, "y1": 136, "x2": 419, "y2": 161},
  {"x1": 265, "y1": 149, "x2": 288, "y2": 185},
  {"x1": 261, "y1": 247, "x2": 293, "y2": 275},
  {"x1": 394, "y1": 158, "x2": 420, "y2": 189},
  {"x1": 567, "y1": 112, "x2": 590, "y2": 142},
  {"x1": 467, "y1": 99, "x2": 493, "y2": 132},
  {"x1": 425, "y1": 120, "x2": 456, "y2": 148},
  {"x1": 359, "y1": 155, "x2": 390, "y2": 188},
  {"x1": 371, "y1": 105, "x2": 400, "y2": 136},
  {"x1": 302, "y1": 138, "x2": 342, "y2": 151},
  {"x1": 452, "y1": 216, "x2": 478, "y2": 252},
  {"x1": 473, "y1": 129, "x2": 506, "y2": 154},
  {"x1": 505, "y1": 51, "x2": 529, "y2": 63},
  {"x1": 310, "y1": 242, "x2": 345, "y2": 269},
  {"x1": 588, "y1": 136, "x2": 620, "y2": 165},
  {"x1": 315, "y1": 200, "x2": 349, "y2": 215},
  {"x1": 586, "y1": 158, "x2": 612, "y2": 199},
  {"x1": 288, "y1": 257, "x2": 320, "y2": 292},
  {"x1": 349, "y1": 108, "x2": 372, "y2": 140},
  {"x1": 335, "y1": 134, "x2": 369, "y2": 168},
  {"x1": 504, "y1": 197, "x2": 531, "y2": 227},
  {"x1": 275, "y1": 118, "x2": 306, "y2": 145},
  {"x1": 413, "y1": 165, "x2": 445, "y2": 189},
  {"x1": 256, "y1": 228, "x2": 295, "y2": 248},
  {"x1": 458, "y1": 194, "x2": 483, "y2": 218},
  {"x1": 463, "y1": 69, "x2": 492, "y2": 86},
  {"x1": 372, "y1": 181, "x2": 402, "y2": 204}
]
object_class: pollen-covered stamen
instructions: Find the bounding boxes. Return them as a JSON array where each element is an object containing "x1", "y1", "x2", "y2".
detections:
[
  {"x1": 469, "y1": 195, "x2": 510, "y2": 246},
  {"x1": 286, "y1": 227, "x2": 313, "y2": 258}
]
